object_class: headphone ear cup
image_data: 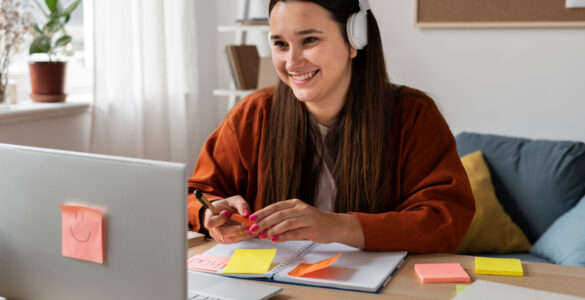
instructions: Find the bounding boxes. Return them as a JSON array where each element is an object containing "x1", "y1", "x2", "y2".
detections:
[{"x1": 346, "y1": 10, "x2": 368, "y2": 50}]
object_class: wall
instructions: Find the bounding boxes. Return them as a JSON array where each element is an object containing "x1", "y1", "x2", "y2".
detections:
[{"x1": 372, "y1": 0, "x2": 585, "y2": 142}]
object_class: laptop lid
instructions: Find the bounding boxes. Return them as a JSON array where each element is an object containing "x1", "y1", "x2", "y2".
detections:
[{"x1": 0, "y1": 143, "x2": 187, "y2": 299}]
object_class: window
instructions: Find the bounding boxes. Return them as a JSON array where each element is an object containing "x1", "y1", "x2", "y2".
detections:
[{"x1": 8, "y1": 0, "x2": 93, "y2": 102}]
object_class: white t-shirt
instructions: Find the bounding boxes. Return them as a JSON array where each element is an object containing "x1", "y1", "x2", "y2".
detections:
[{"x1": 314, "y1": 122, "x2": 336, "y2": 212}]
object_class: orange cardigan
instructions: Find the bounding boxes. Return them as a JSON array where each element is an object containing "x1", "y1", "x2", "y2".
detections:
[{"x1": 188, "y1": 87, "x2": 475, "y2": 253}]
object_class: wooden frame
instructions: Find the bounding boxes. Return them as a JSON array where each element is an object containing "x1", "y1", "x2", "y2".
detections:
[{"x1": 415, "y1": 0, "x2": 585, "y2": 28}]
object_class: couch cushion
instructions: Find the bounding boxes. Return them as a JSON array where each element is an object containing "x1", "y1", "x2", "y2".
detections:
[
  {"x1": 455, "y1": 132, "x2": 585, "y2": 242},
  {"x1": 456, "y1": 151, "x2": 531, "y2": 254},
  {"x1": 530, "y1": 194, "x2": 585, "y2": 266}
]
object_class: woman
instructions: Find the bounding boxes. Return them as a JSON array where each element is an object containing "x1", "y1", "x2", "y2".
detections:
[{"x1": 188, "y1": 0, "x2": 475, "y2": 253}]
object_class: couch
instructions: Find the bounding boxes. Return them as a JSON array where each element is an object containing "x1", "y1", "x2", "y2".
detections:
[{"x1": 454, "y1": 132, "x2": 585, "y2": 266}]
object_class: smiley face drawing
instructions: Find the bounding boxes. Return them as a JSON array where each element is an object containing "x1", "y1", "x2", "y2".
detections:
[
  {"x1": 69, "y1": 209, "x2": 92, "y2": 243},
  {"x1": 60, "y1": 205, "x2": 105, "y2": 264}
]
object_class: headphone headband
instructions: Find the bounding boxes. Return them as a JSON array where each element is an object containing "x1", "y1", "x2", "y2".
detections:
[{"x1": 358, "y1": 0, "x2": 370, "y2": 11}]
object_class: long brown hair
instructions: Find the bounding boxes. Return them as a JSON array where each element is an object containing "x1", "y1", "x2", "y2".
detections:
[{"x1": 263, "y1": 0, "x2": 398, "y2": 213}]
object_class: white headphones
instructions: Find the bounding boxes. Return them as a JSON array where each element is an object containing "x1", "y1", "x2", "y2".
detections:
[
  {"x1": 268, "y1": 0, "x2": 370, "y2": 50},
  {"x1": 346, "y1": 0, "x2": 370, "y2": 50}
]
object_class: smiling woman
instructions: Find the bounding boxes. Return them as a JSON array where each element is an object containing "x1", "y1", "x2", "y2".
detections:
[{"x1": 188, "y1": 0, "x2": 476, "y2": 253}]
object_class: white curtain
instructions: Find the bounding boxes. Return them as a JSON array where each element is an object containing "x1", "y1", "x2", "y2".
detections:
[{"x1": 91, "y1": 0, "x2": 218, "y2": 171}]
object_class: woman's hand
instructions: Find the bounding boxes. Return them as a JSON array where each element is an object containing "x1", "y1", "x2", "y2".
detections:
[
  {"x1": 248, "y1": 199, "x2": 365, "y2": 248},
  {"x1": 203, "y1": 195, "x2": 257, "y2": 244}
]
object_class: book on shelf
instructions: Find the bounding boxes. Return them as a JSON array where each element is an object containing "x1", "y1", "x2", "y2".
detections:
[
  {"x1": 190, "y1": 239, "x2": 408, "y2": 293},
  {"x1": 225, "y1": 45, "x2": 260, "y2": 90}
]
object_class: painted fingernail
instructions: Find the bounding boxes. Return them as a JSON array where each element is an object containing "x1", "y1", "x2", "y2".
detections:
[
  {"x1": 271, "y1": 235, "x2": 279, "y2": 242},
  {"x1": 222, "y1": 210, "x2": 230, "y2": 217},
  {"x1": 249, "y1": 224, "x2": 259, "y2": 233},
  {"x1": 242, "y1": 209, "x2": 250, "y2": 217},
  {"x1": 249, "y1": 214, "x2": 258, "y2": 222},
  {"x1": 259, "y1": 232, "x2": 267, "y2": 239}
]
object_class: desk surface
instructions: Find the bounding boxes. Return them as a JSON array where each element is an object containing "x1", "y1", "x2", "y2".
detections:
[{"x1": 189, "y1": 240, "x2": 585, "y2": 300}]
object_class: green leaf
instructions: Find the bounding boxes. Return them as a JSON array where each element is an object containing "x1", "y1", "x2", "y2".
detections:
[
  {"x1": 54, "y1": 35, "x2": 72, "y2": 48},
  {"x1": 45, "y1": 0, "x2": 58, "y2": 13},
  {"x1": 44, "y1": 19, "x2": 62, "y2": 34},
  {"x1": 29, "y1": 36, "x2": 52, "y2": 54},
  {"x1": 58, "y1": 0, "x2": 81, "y2": 18},
  {"x1": 33, "y1": 24, "x2": 45, "y2": 35}
]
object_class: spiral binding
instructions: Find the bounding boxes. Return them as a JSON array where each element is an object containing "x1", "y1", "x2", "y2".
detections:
[{"x1": 267, "y1": 242, "x2": 319, "y2": 279}]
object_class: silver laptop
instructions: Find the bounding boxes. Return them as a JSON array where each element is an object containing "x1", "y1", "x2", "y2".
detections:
[{"x1": 0, "y1": 143, "x2": 281, "y2": 300}]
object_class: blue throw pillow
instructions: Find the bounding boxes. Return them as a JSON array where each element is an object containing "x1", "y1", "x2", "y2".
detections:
[
  {"x1": 530, "y1": 194, "x2": 585, "y2": 266},
  {"x1": 455, "y1": 132, "x2": 585, "y2": 242}
]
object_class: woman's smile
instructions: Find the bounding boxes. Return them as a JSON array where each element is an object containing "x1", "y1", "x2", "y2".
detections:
[{"x1": 290, "y1": 70, "x2": 320, "y2": 85}]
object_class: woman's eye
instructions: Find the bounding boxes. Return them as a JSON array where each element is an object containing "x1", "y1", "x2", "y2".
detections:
[
  {"x1": 303, "y1": 37, "x2": 318, "y2": 44},
  {"x1": 274, "y1": 41, "x2": 288, "y2": 48}
]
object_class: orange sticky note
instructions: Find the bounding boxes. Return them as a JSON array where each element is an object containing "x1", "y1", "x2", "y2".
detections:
[
  {"x1": 188, "y1": 255, "x2": 230, "y2": 272},
  {"x1": 414, "y1": 263, "x2": 470, "y2": 283},
  {"x1": 60, "y1": 205, "x2": 105, "y2": 264},
  {"x1": 288, "y1": 253, "x2": 342, "y2": 277}
]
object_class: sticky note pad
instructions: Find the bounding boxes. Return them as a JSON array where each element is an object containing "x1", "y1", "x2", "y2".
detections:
[
  {"x1": 188, "y1": 255, "x2": 230, "y2": 272},
  {"x1": 475, "y1": 257, "x2": 523, "y2": 276},
  {"x1": 456, "y1": 284, "x2": 469, "y2": 295},
  {"x1": 288, "y1": 253, "x2": 342, "y2": 277},
  {"x1": 60, "y1": 205, "x2": 105, "y2": 264},
  {"x1": 222, "y1": 249, "x2": 276, "y2": 274},
  {"x1": 414, "y1": 263, "x2": 470, "y2": 283}
]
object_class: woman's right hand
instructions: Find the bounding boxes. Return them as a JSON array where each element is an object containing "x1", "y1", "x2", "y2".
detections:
[{"x1": 203, "y1": 195, "x2": 257, "y2": 244}]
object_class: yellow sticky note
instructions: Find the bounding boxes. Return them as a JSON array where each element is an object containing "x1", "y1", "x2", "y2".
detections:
[
  {"x1": 60, "y1": 205, "x2": 105, "y2": 264},
  {"x1": 475, "y1": 257, "x2": 523, "y2": 276},
  {"x1": 456, "y1": 284, "x2": 469, "y2": 295},
  {"x1": 223, "y1": 249, "x2": 277, "y2": 274},
  {"x1": 288, "y1": 253, "x2": 342, "y2": 277}
]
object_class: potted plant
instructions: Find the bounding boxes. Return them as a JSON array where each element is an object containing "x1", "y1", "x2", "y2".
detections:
[
  {"x1": 0, "y1": 0, "x2": 33, "y2": 107},
  {"x1": 28, "y1": 0, "x2": 81, "y2": 103}
]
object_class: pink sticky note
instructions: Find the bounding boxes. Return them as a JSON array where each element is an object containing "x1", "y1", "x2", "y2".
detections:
[
  {"x1": 414, "y1": 263, "x2": 470, "y2": 283},
  {"x1": 60, "y1": 205, "x2": 105, "y2": 264},
  {"x1": 188, "y1": 255, "x2": 230, "y2": 272}
]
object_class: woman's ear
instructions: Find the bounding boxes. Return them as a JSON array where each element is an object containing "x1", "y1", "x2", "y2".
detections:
[{"x1": 349, "y1": 47, "x2": 358, "y2": 59}]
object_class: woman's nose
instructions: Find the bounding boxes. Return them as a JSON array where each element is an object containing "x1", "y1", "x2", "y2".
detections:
[{"x1": 286, "y1": 46, "x2": 304, "y2": 69}]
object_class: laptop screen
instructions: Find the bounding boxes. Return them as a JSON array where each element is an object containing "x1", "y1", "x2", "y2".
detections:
[{"x1": 0, "y1": 144, "x2": 187, "y2": 299}]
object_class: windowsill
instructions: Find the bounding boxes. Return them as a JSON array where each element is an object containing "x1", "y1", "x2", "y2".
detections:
[{"x1": 0, "y1": 94, "x2": 92, "y2": 125}]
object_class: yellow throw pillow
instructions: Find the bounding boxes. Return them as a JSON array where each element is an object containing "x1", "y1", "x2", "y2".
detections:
[{"x1": 457, "y1": 151, "x2": 532, "y2": 253}]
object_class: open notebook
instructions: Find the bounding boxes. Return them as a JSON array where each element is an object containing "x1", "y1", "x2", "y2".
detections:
[{"x1": 194, "y1": 239, "x2": 407, "y2": 293}]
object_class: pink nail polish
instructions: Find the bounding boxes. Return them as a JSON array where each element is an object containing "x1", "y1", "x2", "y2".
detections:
[
  {"x1": 222, "y1": 210, "x2": 230, "y2": 217},
  {"x1": 243, "y1": 209, "x2": 250, "y2": 217},
  {"x1": 271, "y1": 235, "x2": 279, "y2": 242},
  {"x1": 259, "y1": 232, "x2": 267, "y2": 239},
  {"x1": 249, "y1": 214, "x2": 258, "y2": 222},
  {"x1": 249, "y1": 224, "x2": 259, "y2": 233}
]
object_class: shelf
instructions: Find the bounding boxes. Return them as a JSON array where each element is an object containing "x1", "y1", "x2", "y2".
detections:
[
  {"x1": 213, "y1": 89, "x2": 255, "y2": 98},
  {"x1": 0, "y1": 95, "x2": 92, "y2": 125},
  {"x1": 217, "y1": 25, "x2": 269, "y2": 33}
]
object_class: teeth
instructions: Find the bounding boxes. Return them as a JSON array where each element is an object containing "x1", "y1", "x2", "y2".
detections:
[{"x1": 292, "y1": 71, "x2": 316, "y2": 81}]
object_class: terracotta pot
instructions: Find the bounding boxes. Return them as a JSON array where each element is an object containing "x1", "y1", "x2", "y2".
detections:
[{"x1": 29, "y1": 61, "x2": 67, "y2": 102}]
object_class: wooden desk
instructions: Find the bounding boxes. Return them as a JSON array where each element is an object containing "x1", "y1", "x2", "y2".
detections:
[{"x1": 189, "y1": 240, "x2": 585, "y2": 299}]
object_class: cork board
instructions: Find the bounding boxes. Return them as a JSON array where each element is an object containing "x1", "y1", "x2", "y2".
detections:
[{"x1": 416, "y1": 0, "x2": 585, "y2": 28}]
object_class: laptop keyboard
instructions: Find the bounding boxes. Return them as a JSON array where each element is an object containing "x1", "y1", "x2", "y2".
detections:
[{"x1": 188, "y1": 293, "x2": 223, "y2": 300}]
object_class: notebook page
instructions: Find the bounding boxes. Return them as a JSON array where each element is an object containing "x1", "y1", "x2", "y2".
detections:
[
  {"x1": 199, "y1": 239, "x2": 314, "y2": 278},
  {"x1": 273, "y1": 242, "x2": 407, "y2": 292}
]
